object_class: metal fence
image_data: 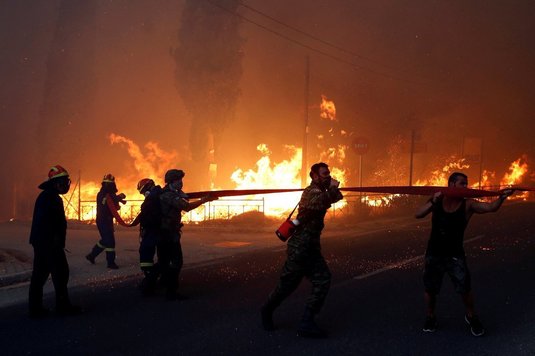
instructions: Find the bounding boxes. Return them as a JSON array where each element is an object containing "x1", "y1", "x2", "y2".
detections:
[{"x1": 73, "y1": 197, "x2": 266, "y2": 224}]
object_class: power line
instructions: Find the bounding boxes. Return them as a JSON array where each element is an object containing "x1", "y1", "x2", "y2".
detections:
[
  {"x1": 203, "y1": 0, "x2": 441, "y2": 89},
  {"x1": 237, "y1": 0, "x2": 408, "y2": 74}
]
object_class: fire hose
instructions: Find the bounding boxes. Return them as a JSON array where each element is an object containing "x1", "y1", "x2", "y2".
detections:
[{"x1": 106, "y1": 186, "x2": 533, "y2": 228}]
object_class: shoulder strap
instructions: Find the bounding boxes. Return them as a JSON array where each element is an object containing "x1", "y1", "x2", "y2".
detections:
[{"x1": 287, "y1": 202, "x2": 299, "y2": 219}]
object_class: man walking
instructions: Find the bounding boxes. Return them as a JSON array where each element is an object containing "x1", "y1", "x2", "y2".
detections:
[
  {"x1": 28, "y1": 165, "x2": 81, "y2": 318},
  {"x1": 261, "y1": 162, "x2": 343, "y2": 338}
]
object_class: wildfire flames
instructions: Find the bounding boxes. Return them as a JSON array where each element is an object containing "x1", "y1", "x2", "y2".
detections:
[
  {"x1": 320, "y1": 95, "x2": 336, "y2": 121},
  {"x1": 62, "y1": 95, "x2": 531, "y2": 223}
]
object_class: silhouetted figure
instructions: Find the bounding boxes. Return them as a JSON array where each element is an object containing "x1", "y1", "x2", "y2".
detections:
[
  {"x1": 416, "y1": 172, "x2": 513, "y2": 336},
  {"x1": 28, "y1": 165, "x2": 81, "y2": 318},
  {"x1": 261, "y1": 162, "x2": 343, "y2": 338},
  {"x1": 86, "y1": 174, "x2": 126, "y2": 269},
  {"x1": 159, "y1": 169, "x2": 216, "y2": 300},
  {"x1": 136, "y1": 178, "x2": 163, "y2": 296}
]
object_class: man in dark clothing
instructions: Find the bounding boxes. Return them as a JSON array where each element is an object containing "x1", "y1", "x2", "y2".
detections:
[
  {"x1": 415, "y1": 172, "x2": 513, "y2": 336},
  {"x1": 261, "y1": 162, "x2": 343, "y2": 338},
  {"x1": 159, "y1": 169, "x2": 216, "y2": 300},
  {"x1": 86, "y1": 173, "x2": 126, "y2": 269},
  {"x1": 28, "y1": 165, "x2": 81, "y2": 318},
  {"x1": 136, "y1": 178, "x2": 163, "y2": 296}
]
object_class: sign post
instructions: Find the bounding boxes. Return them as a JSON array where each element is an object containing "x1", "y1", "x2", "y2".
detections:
[{"x1": 352, "y1": 137, "x2": 370, "y2": 202}]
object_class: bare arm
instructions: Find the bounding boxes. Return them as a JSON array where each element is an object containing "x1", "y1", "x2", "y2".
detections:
[
  {"x1": 467, "y1": 189, "x2": 514, "y2": 214},
  {"x1": 415, "y1": 192, "x2": 441, "y2": 219}
]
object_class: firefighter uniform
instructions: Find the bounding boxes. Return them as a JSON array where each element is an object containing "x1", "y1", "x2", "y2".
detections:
[
  {"x1": 137, "y1": 183, "x2": 163, "y2": 294},
  {"x1": 28, "y1": 165, "x2": 80, "y2": 317},
  {"x1": 86, "y1": 174, "x2": 125, "y2": 269}
]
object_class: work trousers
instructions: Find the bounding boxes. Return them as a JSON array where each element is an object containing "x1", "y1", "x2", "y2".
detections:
[{"x1": 28, "y1": 246, "x2": 71, "y2": 312}]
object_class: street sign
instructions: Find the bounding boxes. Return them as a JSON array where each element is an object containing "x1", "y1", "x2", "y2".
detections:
[{"x1": 352, "y1": 137, "x2": 370, "y2": 155}]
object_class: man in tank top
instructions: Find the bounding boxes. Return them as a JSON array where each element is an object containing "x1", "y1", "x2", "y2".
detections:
[{"x1": 415, "y1": 172, "x2": 513, "y2": 336}]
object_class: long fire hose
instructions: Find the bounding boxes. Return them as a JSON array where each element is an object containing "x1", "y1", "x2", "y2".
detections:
[{"x1": 106, "y1": 186, "x2": 532, "y2": 228}]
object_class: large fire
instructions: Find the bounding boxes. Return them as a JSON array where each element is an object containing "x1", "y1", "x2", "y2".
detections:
[
  {"x1": 229, "y1": 143, "x2": 348, "y2": 218},
  {"x1": 62, "y1": 94, "x2": 531, "y2": 223},
  {"x1": 63, "y1": 134, "x2": 176, "y2": 222}
]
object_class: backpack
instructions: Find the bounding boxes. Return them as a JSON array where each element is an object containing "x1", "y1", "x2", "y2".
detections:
[{"x1": 139, "y1": 186, "x2": 163, "y2": 230}]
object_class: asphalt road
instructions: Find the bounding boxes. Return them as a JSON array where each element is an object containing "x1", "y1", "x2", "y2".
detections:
[{"x1": 1, "y1": 202, "x2": 534, "y2": 355}]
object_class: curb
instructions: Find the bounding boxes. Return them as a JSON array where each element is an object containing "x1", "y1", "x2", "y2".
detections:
[{"x1": 0, "y1": 270, "x2": 32, "y2": 288}]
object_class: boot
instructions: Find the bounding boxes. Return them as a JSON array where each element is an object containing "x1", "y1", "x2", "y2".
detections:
[
  {"x1": 85, "y1": 254, "x2": 95, "y2": 264},
  {"x1": 140, "y1": 269, "x2": 158, "y2": 296},
  {"x1": 107, "y1": 262, "x2": 119, "y2": 269},
  {"x1": 261, "y1": 304, "x2": 276, "y2": 331},
  {"x1": 297, "y1": 307, "x2": 327, "y2": 338},
  {"x1": 56, "y1": 294, "x2": 82, "y2": 316},
  {"x1": 87, "y1": 244, "x2": 104, "y2": 263},
  {"x1": 106, "y1": 251, "x2": 118, "y2": 269}
]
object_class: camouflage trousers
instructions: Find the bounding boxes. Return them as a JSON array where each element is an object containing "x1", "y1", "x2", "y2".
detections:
[{"x1": 266, "y1": 235, "x2": 331, "y2": 313}]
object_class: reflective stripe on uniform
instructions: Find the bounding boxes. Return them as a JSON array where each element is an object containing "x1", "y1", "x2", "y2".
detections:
[
  {"x1": 104, "y1": 247, "x2": 115, "y2": 252},
  {"x1": 97, "y1": 242, "x2": 105, "y2": 248},
  {"x1": 140, "y1": 262, "x2": 154, "y2": 268}
]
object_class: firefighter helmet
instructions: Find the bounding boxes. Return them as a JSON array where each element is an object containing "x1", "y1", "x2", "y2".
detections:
[
  {"x1": 48, "y1": 165, "x2": 69, "y2": 180},
  {"x1": 137, "y1": 178, "x2": 155, "y2": 194},
  {"x1": 164, "y1": 169, "x2": 185, "y2": 183},
  {"x1": 102, "y1": 173, "x2": 115, "y2": 183}
]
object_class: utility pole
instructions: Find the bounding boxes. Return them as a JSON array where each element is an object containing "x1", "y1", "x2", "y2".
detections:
[
  {"x1": 12, "y1": 183, "x2": 17, "y2": 220},
  {"x1": 409, "y1": 129, "x2": 415, "y2": 186},
  {"x1": 301, "y1": 55, "x2": 310, "y2": 188},
  {"x1": 78, "y1": 170, "x2": 81, "y2": 221}
]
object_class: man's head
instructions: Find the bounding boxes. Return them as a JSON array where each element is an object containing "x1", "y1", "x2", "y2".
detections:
[
  {"x1": 39, "y1": 165, "x2": 71, "y2": 194},
  {"x1": 448, "y1": 172, "x2": 468, "y2": 188},
  {"x1": 164, "y1": 169, "x2": 185, "y2": 191},
  {"x1": 310, "y1": 162, "x2": 331, "y2": 188},
  {"x1": 101, "y1": 173, "x2": 118, "y2": 193},
  {"x1": 137, "y1": 178, "x2": 155, "y2": 196}
]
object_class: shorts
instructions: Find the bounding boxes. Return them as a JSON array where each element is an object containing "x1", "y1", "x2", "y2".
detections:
[{"x1": 423, "y1": 256, "x2": 471, "y2": 295}]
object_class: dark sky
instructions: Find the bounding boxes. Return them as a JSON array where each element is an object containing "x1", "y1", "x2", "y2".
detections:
[{"x1": 1, "y1": 0, "x2": 534, "y2": 218}]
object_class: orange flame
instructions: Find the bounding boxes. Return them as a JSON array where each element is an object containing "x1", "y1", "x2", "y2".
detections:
[
  {"x1": 230, "y1": 143, "x2": 348, "y2": 218},
  {"x1": 109, "y1": 133, "x2": 177, "y2": 180},
  {"x1": 414, "y1": 157, "x2": 470, "y2": 186},
  {"x1": 320, "y1": 95, "x2": 336, "y2": 121},
  {"x1": 500, "y1": 156, "x2": 528, "y2": 186},
  {"x1": 63, "y1": 134, "x2": 179, "y2": 222}
]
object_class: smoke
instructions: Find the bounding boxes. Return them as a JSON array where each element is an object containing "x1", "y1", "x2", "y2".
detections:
[
  {"x1": 36, "y1": 0, "x2": 97, "y2": 172},
  {"x1": 0, "y1": 0, "x2": 534, "y2": 220},
  {"x1": 173, "y1": 0, "x2": 243, "y2": 167}
]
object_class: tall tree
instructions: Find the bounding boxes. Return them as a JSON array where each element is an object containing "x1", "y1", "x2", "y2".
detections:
[{"x1": 174, "y1": 0, "x2": 243, "y2": 186}]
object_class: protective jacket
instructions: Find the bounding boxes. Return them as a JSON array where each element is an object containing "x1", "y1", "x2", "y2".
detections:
[
  {"x1": 160, "y1": 186, "x2": 189, "y2": 233},
  {"x1": 96, "y1": 189, "x2": 123, "y2": 227},
  {"x1": 29, "y1": 185, "x2": 67, "y2": 249},
  {"x1": 139, "y1": 185, "x2": 163, "y2": 231}
]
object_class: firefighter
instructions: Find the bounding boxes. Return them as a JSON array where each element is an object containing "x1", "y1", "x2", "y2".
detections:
[
  {"x1": 136, "y1": 178, "x2": 163, "y2": 296},
  {"x1": 159, "y1": 169, "x2": 217, "y2": 300},
  {"x1": 261, "y1": 162, "x2": 343, "y2": 338},
  {"x1": 28, "y1": 165, "x2": 82, "y2": 317},
  {"x1": 85, "y1": 174, "x2": 126, "y2": 269}
]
